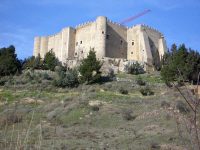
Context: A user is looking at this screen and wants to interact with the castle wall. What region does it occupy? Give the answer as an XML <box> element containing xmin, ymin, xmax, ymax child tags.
<box><xmin>141</xmin><ymin>25</ymin><xmax>166</xmax><ymax>66</ymax></box>
<box><xmin>106</xmin><ymin>21</ymin><xmax>127</xmax><ymax>58</ymax></box>
<box><xmin>33</xmin><ymin>16</ymin><xmax>167</xmax><ymax>69</ymax></box>
<box><xmin>127</xmin><ymin>25</ymin><xmax>166</xmax><ymax>65</ymax></box>
<box><xmin>74</xmin><ymin>16</ymin><xmax>107</xmax><ymax>60</ymax></box>
<box><xmin>47</xmin><ymin>28</ymin><xmax>75</xmax><ymax>63</ymax></box>
<box><xmin>60</xmin><ymin>28</ymin><xmax>68</xmax><ymax>63</ymax></box>
<box><xmin>33</xmin><ymin>37</ymin><xmax>41</xmax><ymax>57</ymax></box>
<box><xmin>139</xmin><ymin>29</ymin><xmax>153</xmax><ymax>64</ymax></box>
<box><xmin>127</xmin><ymin>25</ymin><xmax>141</xmax><ymax>61</ymax></box>
<box><xmin>40</xmin><ymin>37</ymin><xmax>48</xmax><ymax>58</ymax></box>
<box><xmin>74</xmin><ymin>22</ymin><xmax>96</xmax><ymax>59</ymax></box>
<box><xmin>95</xmin><ymin>16</ymin><xmax>107</xmax><ymax>59</ymax></box>
<box><xmin>158</xmin><ymin>36</ymin><xmax>167</xmax><ymax>59</ymax></box>
<box><xmin>67</xmin><ymin>28</ymin><xmax>76</xmax><ymax>59</ymax></box>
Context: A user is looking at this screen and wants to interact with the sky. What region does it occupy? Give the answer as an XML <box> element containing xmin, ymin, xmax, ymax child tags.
<box><xmin>0</xmin><ymin>0</ymin><xmax>200</xmax><ymax>59</ymax></box>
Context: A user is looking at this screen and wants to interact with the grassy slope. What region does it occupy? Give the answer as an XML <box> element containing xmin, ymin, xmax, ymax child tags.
<box><xmin>0</xmin><ymin>73</ymin><xmax>190</xmax><ymax>149</ymax></box>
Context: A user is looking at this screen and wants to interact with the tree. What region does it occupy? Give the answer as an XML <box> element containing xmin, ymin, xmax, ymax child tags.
<box><xmin>23</xmin><ymin>54</ymin><xmax>43</xmax><ymax>70</ymax></box>
<box><xmin>23</xmin><ymin>56</ymin><xmax>35</xmax><ymax>69</ymax></box>
<box><xmin>161</xmin><ymin>44</ymin><xmax>200</xmax><ymax>84</ymax></box>
<box><xmin>79</xmin><ymin>50</ymin><xmax>102</xmax><ymax>83</ymax></box>
<box><xmin>0</xmin><ymin>45</ymin><xmax>21</xmax><ymax>76</ymax></box>
<box><xmin>43</xmin><ymin>50</ymin><xmax>60</xmax><ymax>71</ymax></box>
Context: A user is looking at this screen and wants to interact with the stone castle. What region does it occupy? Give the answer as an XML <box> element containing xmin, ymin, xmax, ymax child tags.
<box><xmin>33</xmin><ymin>16</ymin><xmax>167</xmax><ymax>69</ymax></box>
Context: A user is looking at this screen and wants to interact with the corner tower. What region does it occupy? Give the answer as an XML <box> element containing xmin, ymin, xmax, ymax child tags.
<box><xmin>33</xmin><ymin>37</ymin><xmax>41</xmax><ymax>57</ymax></box>
<box><xmin>95</xmin><ymin>16</ymin><xmax>107</xmax><ymax>59</ymax></box>
<box><xmin>40</xmin><ymin>37</ymin><xmax>48</xmax><ymax>58</ymax></box>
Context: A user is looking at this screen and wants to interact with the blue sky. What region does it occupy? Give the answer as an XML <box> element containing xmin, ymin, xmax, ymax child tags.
<box><xmin>0</xmin><ymin>0</ymin><xmax>200</xmax><ymax>59</ymax></box>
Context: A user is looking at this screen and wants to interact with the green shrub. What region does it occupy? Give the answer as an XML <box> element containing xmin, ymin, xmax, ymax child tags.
<box><xmin>107</xmin><ymin>68</ymin><xmax>115</xmax><ymax>78</ymax></box>
<box><xmin>0</xmin><ymin>76</ymin><xmax>11</xmax><ymax>86</ymax></box>
<box><xmin>53</xmin><ymin>69</ymin><xmax>79</xmax><ymax>88</ymax></box>
<box><xmin>23</xmin><ymin>56</ymin><xmax>43</xmax><ymax>70</ymax></box>
<box><xmin>140</xmin><ymin>86</ymin><xmax>154</xmax><ymax>96</ymax></box>
<box><xmin>161</xmin><ymin>101</ymin><xmax>170</xmax><ymax>108</ymax></box>
<box><xmin>119</xmin><ymin>87</ymin><xmax>128</xmax><ymax>95</ymax></box>
<box><xmin>91</xmin><ymin>106</ymin><xmax>100</xmax><ymax>111</ymax></box>
<box><xmin>125</xmin><ymin>62</ymin><xmax>144</xmax><ymax>75</ymax></box>
<box><xmin>176</xmin><ymin>101</ymin><xmax>190</xmax><ymax>113</ymax></box>
<box><xmin>136</xmin><ymin>76</ymin><xmax>146</xmax><ymax>86</ymax></box>
<box><xmin>42</xmin><ymin>73</ymin><xmax>52</xmax><ymax>80</ymax></box>
<box><xmin>122</xmin><ymin>109</ymin><xmax>136</xmax><ymax>121</ymax></box>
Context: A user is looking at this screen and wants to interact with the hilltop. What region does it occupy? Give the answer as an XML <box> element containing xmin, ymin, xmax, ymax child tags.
<box><xmin>0</xmin><ymin>71</ymin><xmax>192</xmax><ymax>149</ymax></box>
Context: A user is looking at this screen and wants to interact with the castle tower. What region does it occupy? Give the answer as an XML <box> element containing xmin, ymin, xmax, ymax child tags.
<box><xmin>95</xmin><ymin>16</ymin><xmax>107</xmax><ymax>59</ymax></box>
<box><xmin>40</xmin><ymin>37</ymin><xmax>48</xmax><ymax>58</ymax></box>
<box><xmin>139</xmin><ymin>26</ymin><xmax>153</xmax><ymax>64</ymax></box>
<box><xmin>33</xmin><ymin>16</ymin><xmax>167</xmax><ymax>70</ymax></box>
<box><xmin>33</xmin><ymin>37</ymin><xmax>41</xmax><ymax>57</ymax></box>
<box><xmin>158</xmin><ymin>36</ymin><xmax>167</xmax><ymax>60</ymax></box>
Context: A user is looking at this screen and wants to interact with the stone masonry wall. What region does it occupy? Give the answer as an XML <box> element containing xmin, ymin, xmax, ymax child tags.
<box><xmin>33</xmin><ymin>16</ymin><xmax>167</xmax><ymax>68</ymax></box>
<box><xmin>106</xmin><ymin>20</ymin><xmax>127</xmax><ymax>59</ymax></box>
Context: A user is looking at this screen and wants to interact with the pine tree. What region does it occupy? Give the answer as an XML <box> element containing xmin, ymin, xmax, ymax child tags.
<box><xmin>0</xmin><ymin>45</ymin><xmax>21</xmax><ymax>76</ymax></box>
<box><xmin>161</xmin><ymin>44</ymin><xmax>200</xmax><ymax>84</ymax></box>
<box><xmin>79</xmin><ymin>50</ymin><xmax>102</xmax><ymax>83</ymax></box>
<box><xmin>43</xmin><ymin>50</ymin><xmax>60</xmax><ymax>71</ymax></box>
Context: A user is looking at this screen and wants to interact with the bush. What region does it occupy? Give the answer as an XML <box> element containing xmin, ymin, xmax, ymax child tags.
<box><xmin>91</xmin><ymin>106</ymin><xmax>100</xmax><ymax>111</ymax></box>
<box><xmin>42</xmin><ymin>73</ymin><xmax>52</xmax><ymax>80</ymax></box>
<box><xmin>107</xmin><ymin>68</ymin><xmax>115</xmax><ymax>78</ymax></box>
<box><xmin>122</xmin><ymin>109</ymin><xmax>136</xmax><ymax>121</ymax></box>
<box><xmin>0</xmin><ymin>112</ymin><xmax>22</xmax><ymax>126</ymax></box>
<box><xmin>79</xmin><ymin>50</ymin><xmax>102</xmax><ymax>84</ymax></box>
<box><xmin>119</xmin><ymin>87</ymin><xmax>128</xmax><ymax>95</ymax></box>
<box><xmin>23</xmin><ymin>56</ymin><xmax>42</xmax><ymax>70</ymax></box>
<box><xmin>53</xmin><ymin>69</ymin><xmax>79</xmax><ymax>88</ymax></box>
<box><xmin>176</xmin><ymin>101</ymin><xmax>190</xmax><ymax>113</ymax></box>
<box><xmin>140</xmin><ymin>87</ymin><xmax>154</xmax><ymax>96</ymax></box>
<box><xmin>0</xmin><ymin>76</ymin><xmax>11</xmax><ymax>86</ymax></box>
<box><xmin>136</xmin><ymin>76</ymin><xmax>146</xmax><ymax>86</ymax></box>
<box><xmin>125</xmin><ymin>62</ymin><xmax>144</xmax><ymax>75</ymax></box>
<box><xmin>161</xmin><ymin>101</ymin><xmax>170</xmax><ymax>108</ymax></box>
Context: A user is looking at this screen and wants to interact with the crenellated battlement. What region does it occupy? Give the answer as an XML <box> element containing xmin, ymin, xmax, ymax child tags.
<box><xmin>33</xmin><ymin>16</ymin><xmax>167</xmax><ymax>67</ymax></box>
<box><xmin>128</xmin><ymin>24</ymin><xmax>163</xmax><ymax>36</ymax></box>
<box><xmin>140</xmin><ymin>24</ymin><xmax>162</xmax><ymax>35</ymax></box>
<box><xmin>75</xmin><ymin>21</ymin><xmax>94</xmax><ymax>29</ymax></box>
<box><xmin>107</xmin><ymin>19</ymin><xmax>128</xmax><ymax>29</ymax></box>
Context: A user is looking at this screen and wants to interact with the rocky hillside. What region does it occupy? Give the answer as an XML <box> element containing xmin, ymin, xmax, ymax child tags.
<box><xmin>0</xmin><ymin>72</ymin><xmax>196</xmax><ymax>150</ymax></box>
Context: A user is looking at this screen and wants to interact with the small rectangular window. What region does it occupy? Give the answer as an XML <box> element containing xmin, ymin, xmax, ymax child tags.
<box><xmin>106</xmin><ymin>35</ymin><xmax>110</xmax><ymax>40</ymax></box>
<box><xmin>80</xmin><ymin>41</ymin><xmax>82</xmax><ymax>44</ymax></box>
<box><xmin>132</xmin><ymin>41</ymin><xmax>134</xmax><ymax>45</ymax></box>
<box><xmin>120</xmin><ymin>40</ymin><xmax>123</xmax><ymax>45</ymax></box>
<box><xmin>131</xmin><ymin>52</ymin><xmax>133</xmax><ymax>54</ymax></box>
